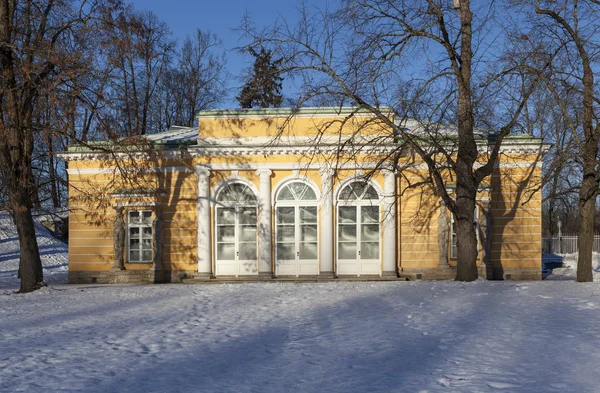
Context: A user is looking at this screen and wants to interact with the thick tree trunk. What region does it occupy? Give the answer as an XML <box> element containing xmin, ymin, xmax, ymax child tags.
<box><xmin>454</xmin><ymin>182</ymin><xmax>479</xmax><ymax>281</ymax></box>
<box><xmin>577</xmin><ymin>153</ymin><xmax>596</xmax><ymax>282</ymax></box>
<box><xmin>11</xmin><ymin>186</ymin><xmax>44</xmax><ymax>292</ymax></box>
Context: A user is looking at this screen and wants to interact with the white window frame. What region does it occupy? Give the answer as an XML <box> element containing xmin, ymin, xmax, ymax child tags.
<box><xmin>127</xmin><ymin>210</ymin><xmax>153</xmax><ymax>263</ymax></box>
<box><xmin>274</xmin><ymin>181</ymin><xmax>320</xmax><ymax>271</ymax></box>
<box><xmin>450</xmin><ymin>206</ymin><xmax>479</xmax><ymax>259</ymax></box>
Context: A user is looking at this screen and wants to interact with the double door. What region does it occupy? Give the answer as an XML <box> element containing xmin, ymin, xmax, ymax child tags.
<box><xmin>276</xmin><ymin>205</ymin><xmax>319</xmax><ymax>276</ymax></box>
<box><xmin>337</xmin><ymin>205</ymin><xmax>381</xmax><ymax>275</ymax></box>
<box><xmin>215</xmin><ymin>206</ymin><xmax>258</xmax><ymax>276</ymax></box>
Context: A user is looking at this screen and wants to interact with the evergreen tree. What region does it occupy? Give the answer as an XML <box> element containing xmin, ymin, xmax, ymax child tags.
<box><xmin>237</xmin><ymin>46</ymin><xmax>283</xmax><ymax>108</ymax></box>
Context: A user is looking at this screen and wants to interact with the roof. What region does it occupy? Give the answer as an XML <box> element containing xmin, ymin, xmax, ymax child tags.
<box><xmin>144</xmin><ymin>126</ymin><xmax>197</xmax><ymax>146</ymax></box>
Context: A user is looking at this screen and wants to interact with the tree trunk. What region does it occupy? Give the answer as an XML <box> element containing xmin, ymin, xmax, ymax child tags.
<box><xmin>577</xmin><ymin>151</ymin><xmax>596</xmax><ymax>282</ymax></box>
<box><xmin>11</xmin><ymin>186</ymin><xmax>44</xmax><ymax>292</ymax></box>
<box><xmin>454</xmin><ymin>183</ymin><xmax>479</xmax><ymax>281</ymax></box>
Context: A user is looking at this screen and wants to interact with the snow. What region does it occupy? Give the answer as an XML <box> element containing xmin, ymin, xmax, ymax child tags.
<box><xmin>1</xmin><ymin>280</ymin><xmax>600</xmax><ymax>392</ymax></box>
<box><xmin>0</xmin><ymin>211</ymin><xmax>68</xmax><ymax>287</ymax></box>
<box><xmin>544</xmin><ymin>252</ymin><xmax>600</xmax><ymax>281</ymax></box>
<box><xmin>2</xmin><ymin>214</ymin><xmax>600</xmax><ymax>392</ymax></box>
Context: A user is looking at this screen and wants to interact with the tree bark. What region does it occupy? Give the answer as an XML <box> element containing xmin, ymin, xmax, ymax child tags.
<box><xmin>11</xmin><ymin>186</ymin><xmax>44</xmax><ymax>292</ymax></box>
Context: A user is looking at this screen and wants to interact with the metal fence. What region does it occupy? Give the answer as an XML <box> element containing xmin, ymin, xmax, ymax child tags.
<box><xmin>542</xmin><ymin>234</ymin><xmax>600</xmax><ymax>255</ymax></box>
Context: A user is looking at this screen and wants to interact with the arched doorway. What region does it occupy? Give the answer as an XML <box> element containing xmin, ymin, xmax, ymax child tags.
<box><xmin>275</xmin><ymin>181</ymin><xmax>319</xmax><ymax>276</ymax></box>
<box><xmin>214</xmin><ymin>182</ymin><xmax>258</xmax><ymax>276</ymax></box>
<box><xmin>336</xmin><ymin>181</ymin><xmax>381</xmax><ymax>276</ymax></box>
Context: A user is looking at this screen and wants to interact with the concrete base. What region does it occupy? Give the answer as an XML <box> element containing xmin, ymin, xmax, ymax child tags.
<box><xmin>69</xmin><ymin>269</ymin><xmax>162</xmax><ymax>284</ymax></box>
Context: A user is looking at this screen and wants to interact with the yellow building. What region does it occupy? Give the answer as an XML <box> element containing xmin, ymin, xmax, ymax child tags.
<box><xmin>61</xmin><ymin>107</ymin><xmax>547</xmax><ymax>283</ymax></box>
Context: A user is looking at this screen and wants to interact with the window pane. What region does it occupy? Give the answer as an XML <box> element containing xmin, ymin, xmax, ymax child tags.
<box><xmin>217</xmin><ymin>243</ymin><xmax>235</xmax><ymax>260</ymax></box>
<box><xmin>141</xmin><ymin>211</ymin><xmax>152</xmax><ymax>225</ymax></box>
<box><xmin>362</xmin><ymin>185</ymin><xmax>379</xmax><ymax>200</ymax></box>
<box><xmin>301</xmin><ymin>225</ymin><xmax>317</xmax><ymax>242</ymax></box>
<box><xmin>277</xmin><ymin>225</ymin><xmax>295</xmax><ymax>242</ymax></box>
<box><xmin>338</xmin><ymin>225</ymin><xmax>357</xmax><ymax>241</ymax></box>
<box><xmin>351</xmin><ymin>182</ymin><xmax>366</xmax><ymax>199</ymax></box>
<box><xmin>240</xmin><ymin>225</ymin><xmax>257</xmax><ymax>242</ymax></box>
<box><xmin>339</xmin><ymin>206</ymin><xmax>357</xmax><ymax>223</ymax></box>
<box><xmin>301</xmin><ymin>186</ymin><xmax>317</xmax><ymax>200</ymax></box>
<box><xmin>142</xmin><ymin>250</ymin><xmax>152</xmax><ymax>262</ymax></box>
<box><xmin>142</xmin><ymin>227</ymin><xmax>152</xmax><ymax>239</ymax></box>
<box><xmin>338</xmin><ymin>242</ymin><xmax>357</xmax><ymax>259</ymax></box>
<box><xmin>361</xmin><ymin>206</ymin><xmax>379</xmax><ymax>223</ymax></box>
<box><xmin>141</xmin><ymin>239</ymin><xmax>152</xmax><ymax>250</ymax></box>
<box><xmin>217</xmin><ymin>226</ymin><xmax>235</xmax><ymax>242</ymax></box>
<box><xmin>339</xmin><ymin>185</ymin><xmax>355</xmax><ymax>200</ymax></box>
<box><xmin>277</xmin><ymin>243</ymin><xmax>295</xmax><ymax>260</ymax></box>
<box><xmin>129</xmin><ymin>212</ymin><xmax>140</xmax><ymax>225</ymax></box>
<box><xmin>300</xmin><ymin>206</ymin><xmax>317</xmax><ymax>223</ymax></box>
<box><xmin>277</xmin><ymin>207</ymin><xmax>295</xmax><ymax>224</ymax></box>
<box><xmin>129</xmin><ymin>227</ymin><xmax>140</xmax><ymax>238</ymax></box>
<box><xmin>240</xmin><ymin>207</ymin><xmax>257</xmax><ymax>224</ymax></box>
<box><xmin>239</xmin><ymin>244</ymin><xmax>257</xmax><ymax>260</ymax></box>
<box><xmin>290</xmin><ymin>182</ymin><xmax>307</xmax><ymax>198</ymax></box>
<box><xmin>300</xmin><ymin>242</ymin><xmax>318</xmax><ymax>260</ymax></box>
<box><xmin>129</xmin><ymin>250</ymin><xmax>140</xmax><ymax>262</ymax></box>
<box><xmin>129</xmin><ymin>238</ymin><xmax>140</xmax><ymax>248</ymax></box>
<box><xmin>361</xmin><ymin>242</ymin><xmax>379</xmax><ymax>259</ymax></box>
<box><xmin>277</xmin><ymin>186</ymin><xmax>295</xmax><ymax>201</ymax></box>
<box><xmin>217</xmin><ymin>208</ymin><xmax>235</xmax><ymax>225</ymax></box>
<box><xmin>361</xmin><ymin>224</ymin><xmax>379</xmax><ymax>241</ymax></box>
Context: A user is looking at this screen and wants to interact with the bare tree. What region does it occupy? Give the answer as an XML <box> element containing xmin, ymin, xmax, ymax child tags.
<box><xmin>530</xmin><ymin>0</ymin><xmax>600</xmax><ymax>281</ymax></box>
<box><xmin>0</xmin><ymin>0</ymin><xmax>119</xmax><ymax>292</ymax></box>
<box><xmin>241</xmin><ymin>0</ymin><xmax>549</xmax><ymax>281</ymax></box>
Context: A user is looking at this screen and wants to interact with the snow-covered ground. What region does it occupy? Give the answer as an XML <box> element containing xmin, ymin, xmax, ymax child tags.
<box><xmin>1</xmin><ymin>280</ymin><xmax>600</xmax><ymax>392</ymax></box>
<box><xmin>2</xmin><ymin>214</ymin><xmax>600</xmax><ymax>392</ymax></box>
<box><xmin>544</xmin><ymin>252</ymin><xmax>600</xmax><ymax>281</ymax></box>
<box><xmin>0</xmin><ymin>211</ymin><xmax>68</xmax><ymax>287</ymax></box>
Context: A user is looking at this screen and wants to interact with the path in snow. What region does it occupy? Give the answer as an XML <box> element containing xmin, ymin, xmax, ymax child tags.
<box><xmin>0</xmin><ymin>211</ymin><xmax>67</xmax><ymax>287</ymax></box>
<box><xmin>1</xmin><ymin>280</ymin><xmax>599</xmax><ymax>393</ymax></box>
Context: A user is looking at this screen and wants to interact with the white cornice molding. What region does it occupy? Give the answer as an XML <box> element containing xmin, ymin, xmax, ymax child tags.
<box><xmin>68</xmin><ymin>160</ymin><xmax>542</xmax><ymax>176</ymax></box>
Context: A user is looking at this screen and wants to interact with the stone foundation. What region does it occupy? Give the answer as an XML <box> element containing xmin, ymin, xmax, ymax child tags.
<box><xmin>399</xmin><ymin>265</ymin><xmax>541</xmax><ymax>281</ymax></box>
<box><xmin>68</xmin><ymin>269</ymin><xmax>195</xmax><ymax>284</ymax></box>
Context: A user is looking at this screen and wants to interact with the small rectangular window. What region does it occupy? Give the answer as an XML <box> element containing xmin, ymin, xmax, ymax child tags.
<box><xmin>450</xmin><ymin>206</ymin><xmax>479</xmax><ymax>260</ymax></box>
<box><xmin>128</xmin><ymin>210</ymin><xmax>153</xmax><ymax>263</ymax></box>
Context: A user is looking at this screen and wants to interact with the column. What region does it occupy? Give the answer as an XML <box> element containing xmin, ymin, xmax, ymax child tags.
<box><xmin>319</xmin><ymin>167</ymin><xmax>334</xmax><ymax>275</ymax></box>
<box><xmin>383</xmin><ymin>169</ymin><xmax>397</xmax><ymax>274</ymax></box>
<box><xmin>437</xmin><ymin>199</ymin><xmax>450</xmax><ymax>268</ymax></box>
<box><xmin>196</xmin><ymin>167</ymin><xmax>211</xmax><ymax>276</ymax></box>
<box><xmin>256</xmin><ymin>169</ymin><xmax>273</xmax><ymax>275</ymax></box>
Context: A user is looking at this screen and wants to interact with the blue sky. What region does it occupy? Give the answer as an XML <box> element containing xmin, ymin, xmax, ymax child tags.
<box><xmin>130</xmin><ymin>0</ymin><xmax>320</xmax><ymax>108</ymax></box>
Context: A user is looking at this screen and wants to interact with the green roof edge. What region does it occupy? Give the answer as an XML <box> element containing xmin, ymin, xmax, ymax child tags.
<box><xmin>197</xmin><ymin>106</ymin><xmax>395</xmax><ymax>117</ymax></box>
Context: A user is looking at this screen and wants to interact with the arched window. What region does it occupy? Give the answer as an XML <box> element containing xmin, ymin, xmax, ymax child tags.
<box><xmin>276</xmin><ymin>181</ymin><xmax>317</xmax><ymax>201</ymax></box>
<box><xmin>275</xmin><ymin>181</ymin><xmax>319</xmax><ymax>276</ymax></box>
<box><xmin>216</xmin><ymin>183</ymin><xmax>257</xmax><ymax>205</ymax></box>
<box><xmin>336</xmin><ymin>180</ymin><xmax>381</xmax><ymax>275</ymax></box>
<box><xmin>214</xmin><ymin>182</ymin><xmax>258</xmax><ymax>276</ymax></box>
<box><xmin>338</xmin><ymin>181</ymin><xmax>379</xmax><ymax>201</ymax></box>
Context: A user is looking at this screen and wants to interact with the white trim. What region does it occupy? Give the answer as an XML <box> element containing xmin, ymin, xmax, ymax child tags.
<box><xmin>66</xmin><ymin>166</ymin><xmax>193</xmax><ymax>175</ymax></box>
<box><xmin>114</xmin><ymin>201</ymin><xmax>159</xmax><ymax>207</ymax></box>
<box><xmin>197</xmin><ymin>111</ymin><xmax>379</xmax><ymax>120</ymax></box>
<box><xmin>65</xmin><ymin>159</ymin><xmax>543</xmax><ymax>176</ymax></box>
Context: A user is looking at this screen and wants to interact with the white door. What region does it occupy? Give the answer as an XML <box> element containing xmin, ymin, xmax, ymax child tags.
<box><xmin>337</xmin><ymin>205</ymin><xmax>381</xmax><ymax>276</ymax></box>
<box><xmin>276</xmin><ymin>205</ymin><xmax>319</xmax><ymax>276</ymax></box>
<box><xmin>215</xmin><ymin>206</ymin><xmax>258</xmax><ymax>276</ymax></box>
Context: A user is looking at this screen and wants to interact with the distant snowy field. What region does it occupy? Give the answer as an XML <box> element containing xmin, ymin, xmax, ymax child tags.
<box><xmin>2</xmin><ymin>214</ymin><xmax>600</xmax><ymax>392</ymax></box>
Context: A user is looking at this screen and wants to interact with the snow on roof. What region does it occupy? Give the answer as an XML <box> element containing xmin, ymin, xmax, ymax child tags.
<box><xmin>144</xmin><ymin>125</ymin><xmax>197</xmax><ymax>145</ymax></box>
